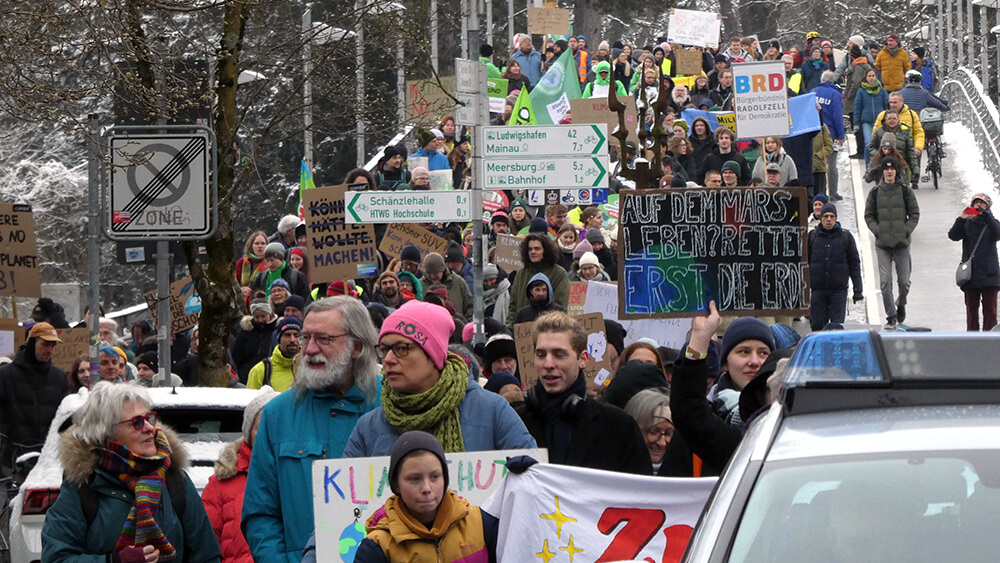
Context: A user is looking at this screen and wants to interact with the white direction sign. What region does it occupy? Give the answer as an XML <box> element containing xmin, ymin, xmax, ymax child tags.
<box><xmin>455</xmin><ymin>59</ymin><xmax>481</xmax><ymax>94</ymax></box>
<box><xmin>483</xmin><ymin>156</ymin><xmax>609</xmax><ymax>190</ymax></box>
<box><xmin>345</xmin><ymin>190</ymin><xmax>472</xmax><ymax>224</ymax></box>
<box><xmin>482</xmin><ymin>124</ymin><xmax>607</xmax><ymax>156</ymax></box>
<box><xmin>107</xmin><ymin>129</ymin><xmax>215</xmax><ymax>239</ymax></box>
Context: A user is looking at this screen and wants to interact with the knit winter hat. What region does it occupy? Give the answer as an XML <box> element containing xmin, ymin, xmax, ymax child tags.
<box><xmin>604</xmin><ymin>360</ymin><xmax>668</xmax><ymax>409</ymax></box>
<box><xmin>490</xmin><ymin>210</ymin><xmax>509</xmax><ymax>225</ymax></box>
<box><xmin>289</xmin><ymin>247</ymin><xmax>306</xmax><ymax>262</ymax></box>
<box><xmin>770</xmin><ymin>322</ymin><xmax>802</xmax><ymax>351</ymax></box>
<box><xmin>444</xmin><ymin>241</ymin><xmax>465</xmax><ymax>264</ymax></box>
<box><xmin>510</xmin><ymin>198</ymin><xmax>529</xmax><ymax>212</ymax></box>
<box><xmin>579</xmin><ymin>251</ymin><xmax>600</xmax><ymax>267</ymax></box>
<box><xmin>484</xmin><ymin>371</ymin><xmax>520</xmax><ymax>393</ymax></box>
<box><xmin>887</xmin><ymin>33</ymin><xmax>900</xmax><ymax>42</ymax></box>
<box><xmin>721</xmin><ymin>161</ymin><xmax>741</xmax><ymax>175</ymax></box>
<box><xmin>269</xmin><ymin>278</ymin><xmax>290</xmax><ymax>292</ymax></box>
<box><xmin>249</xmin><ymin>299</ymin><xmax>272</xmax><ymax>315</ymax></box>
<box><xmin>263</xmin><ymin>242</ymin><xmax>286</xmax><ymax>260</ymax></box>
<box><xmin>378</xmin><ymin>270</ymin><xmax>401</xmax><ymax>287</ymax></box>
<box><xmin>585</xmin><ymin>228</ymin><xmax>605</xmax><ymax>245</ymax></box>
<box><xmin>769</xmin><ymin>40</ymin><xmax>781</xmax><ymax>50</ymax></box>
<box><xmin>820</xmin><ymin>203</ymin><xmax>838</xmax><ymax>218</ymax></box>
<box><xmin>400</xmin><ymin>244</ymin><xmax>422</xmax><ymax>263</ymax></box>
<box><xmin>721</xmin><ymin>317</ymin><xmax>775</xmax><ymax>362</ymax></box>
<box><xmin>881</xmin><ymin>156</ymin><xmax>900</xmax><ymax>171</ymax></box>
<box><xmin>812</xmin><ymin>194</ymin><xmax>829</xmax><ymax>205</ymax></box>
<box><xmin>672</xmin><ymin>119</ymin><xmax>689</xmax><ymax>133</ymax></box>
<box><xmin>276</xmin><ymin>316</ymin><xmax>302</xmax><ymax>337</ymax></box>
<box><xmin>284</xmin><ymin>295</ymin><xmax>306</xmax><ymax>312</ymax></box>
<box><xmin>598</xmin><ymin>40</ymin><xmax>610</xmax><ymax>52</ymax></box>
<box><xmin>913</xmin><ymin>46</ymin><xmax>926</xmax><ymax>59</ymax></box>
<box><xmin>418</xmin><ymin>129</ymin><xmax>436</xmax><ymax>148</ymax></box>
<box><xmin>820</xmin><ymin>40</ymin><xmax>833</xmax><ymax>48</ymax></box>
<box><xmin>326</xmin><ymin>280</ymin><xmax>359</xmax><ymax>298</ymax></box>
<box><xmin>484</xmin><ymin>334</ymin><xmax>518</xmax><ymax>371</ymax></box>
<box><xmin>380</xmin><ymin>301</ymin><xmax>454</xmax><ymax>369</ymax></box>
<box><xmin>972</xmin><ymin>193</ymin><xmax>993</xmax><ymax>209</ymax></box>
<box><xmin>881</xmin><ymin>132</ymin><xmax>897</xmax><ymax>148</ymax></box>
<box><xmin>573</xmin><ymin>239</ymin><xmax>593</xmax><ymax>260</ymax></box>
<box><xmin>388</xmin><ymin>431</ymin><xmax>449</xmax><ymax>495</ymax></box>
<box><xmin>136</xmin><ymin>351</ymin><xmax>158</xmax><ymax>374</ymax></box>
<box><xmin>242</xmin><ymin>385</ymin><xmax>279</xmax><ymax>443</ymax></box>
<box><xmin>423</xmin><ymin>252</ymin><xmax>446</xmax><ymax>274</ymax></box>
<box><xmin>849</xmin><ymin>35</ymin><xmax>865</xmax><ymax>48</ymax></box>
<box><xmin>484</xmin><ymin>263</ymin><xmax>499</xmax><ymax>279</ymax></box>
<box><xmin>529</xmin><ymin>217</ymin><xmax>549</xmax><ymax>233</ymax></box>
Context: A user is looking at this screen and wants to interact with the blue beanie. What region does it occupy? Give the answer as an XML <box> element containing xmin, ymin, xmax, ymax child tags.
<box><xmin>529</xmin><ymin>217</ymin><xmax>549</xmax><ymax>233</ymax></box>
<box><xmin>820</xmin><ymin>203</ymin><xmax>837</xmax><ymax>218</ymax></box>
<box><xmin>400</xmin><ymin>244</ymin><xmax>422</xmax><ymax>263</ymax></box>
<box><xmin>770</xmin><ymin>323</ymin><xmax>801</xmax><ymax>351</ymax></box>
<box><xmin>721</xmin><ymin>317</ymin><xmax>774</xmax><ymax>362</ymax></box>
<box><xmin>812</xmin><ymin>193</ymin><xmax>829</xmax><ymax>205</ymax></box>
<box><xmin>484</xmin><ymin>371</ymin><xmax>520</xmax><ymax>394</ymax></box>
<box><xmin>269</xmin><ymin>278</ymin><xmax>290</xmax><ymax>292</ymax></box>
<box><xmin>276</xmin><ymin>316</ymin><xmax>302</xmax><ymax>336</ymax></box>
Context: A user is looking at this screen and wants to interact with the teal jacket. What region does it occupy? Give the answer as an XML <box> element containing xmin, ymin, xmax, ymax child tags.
<box><xmin>242</xmin><ymin>384</ymin><xmax>381</xmax><ymax>562</ymax></box>
<box><xmin>41</xmin><ymin>427</ymin><xmax>221</xmax><ymax>562</ymax></box>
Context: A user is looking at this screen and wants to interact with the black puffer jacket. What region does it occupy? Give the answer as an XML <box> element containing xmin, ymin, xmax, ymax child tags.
<box><xmin>0</xmin><ymin>341</ymin><xmax>68</xmax><ymax>467</ymax></box>
<box><xmin>809</xmin><ymin>223</ymin><xmax>863</xmax><ymax>291</ymax></box>
<box><xmin>230</xmin><ymin>315</ymin><xmax>278</xmax><ymax>384</ymax></box>
<box><xmin>948</xmin><ymin>211</ymin><xmax>1000</xmax><ymax>289</ymax></box>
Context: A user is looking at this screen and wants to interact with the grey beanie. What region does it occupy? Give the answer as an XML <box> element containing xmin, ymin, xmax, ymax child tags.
<box><xmin>880</xmin><ymin>132</ymin><xmax>896</xmax><ymax>148</ymax></box>
<box><xmin>423</xmin><ymin>252</ymin><xmax>446</xmax><ymax>274</ymax></box>
<box><xmin>484</xmin><ymin>263</ymin><xmax>499</xmax><ymax>279</ymax></box>
<box><xmin>263</xmin><ymin>242</ymin><xmax>286</xmax><ymax>260</ymax></box>
<box><xmin>585</xmin><ymin>228</ymin><xmax>605</xmax><ymax>245</ymax></box>
<box><xmin>243</xmin><ymin>385</ymin><xmax>279</xmax><ymax>443</ymax></box>
<box><xmin>388</xmin><ymin>430</ymin><xmax>449</xmax><ymax>495</ymax></box>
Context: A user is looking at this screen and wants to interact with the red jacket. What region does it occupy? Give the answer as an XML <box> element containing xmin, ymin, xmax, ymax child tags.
<box><xmin>201</xmin><ymin>439</ymin><xmax>253</xmax><ymax>563</ymax></box>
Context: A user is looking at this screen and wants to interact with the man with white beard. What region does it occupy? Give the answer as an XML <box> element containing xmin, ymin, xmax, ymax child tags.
<box><xmin>242</xmin><ymin>297</ymin><xmax>381</xmax><ymax>562</ymax></box>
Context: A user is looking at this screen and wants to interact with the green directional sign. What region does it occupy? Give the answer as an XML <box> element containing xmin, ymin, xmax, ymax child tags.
<box><xmin>346</xmin><ymin>190</ymin><xmax>472</xmax><ymax>224</ymax></box>
<box><xmin>483</xmin><ymin>155</ymin><xmax>609</xmax><ymax>190</ymax></box>
<box><xmin>482</xmin><ymin>124</ymin><xmax>607</xmax><ymax>157</ymax></box>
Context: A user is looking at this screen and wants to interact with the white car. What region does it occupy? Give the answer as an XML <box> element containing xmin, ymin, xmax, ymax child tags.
<box><xmin>7</xmin><ymin>386</ymin><xmax>259</xmax><ymax>562</ymax></box>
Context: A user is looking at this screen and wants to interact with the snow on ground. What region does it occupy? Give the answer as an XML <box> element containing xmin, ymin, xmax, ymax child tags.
<box><xmin>944</xmin><ymin>121</ymin><xmax>999</xmax><ymax>204</ymax></box>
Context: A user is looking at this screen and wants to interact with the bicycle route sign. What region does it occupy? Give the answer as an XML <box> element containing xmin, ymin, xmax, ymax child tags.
<box><xmin>105</xmin><ymin>127</ymin><xmax>217</xmax><ymax>240</ymax></box>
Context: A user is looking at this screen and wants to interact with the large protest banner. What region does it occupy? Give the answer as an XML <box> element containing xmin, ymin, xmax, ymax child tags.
<box><xmin>515</xmin><ymin>313</ymin><xmax>614</xmax><ymax>391</ymax></box>
<box><xmin>732</xmin><ymin>61</ymin><xmax>789</xmax><ymax>138</ymax></box>
<box><xmin>666</xmin><ymin>9</ymin><xmax>723</xmax><ymax>49</ymax></box>
<box><xmin>312</xmin><ymin>449</ymin><xmax>548</xmax><ymax>561</ymax></box>
<box><xmin>582</xmin><ymin>280</ymin><xmax>691</xmax><ymax>349</ymax></box>
<box><xmin>303</xmin><ymin>185</ymin><xmax>379</xmax><ymax>282</ymax></box>
<box><xmin>482</xmin><ymin>463</ymin><xmax>717</xmax><ymax>563</ymax></box>
<box><xmin>0</xmin><ymin>203</ymin><xmax>41</xmax><ymax>297</ymax></box>
<box><xmin>379</xmin><ymin>223</ymin><xmax>448</xmax><ymax>260</ymax></box>
<box><xmin>144</xmin><ymin>276</ymin><xmax>200</xmax><ymax>334</ymax></box>
<box><xmin>617</xmin><ymin>187</ymin><xmax>810</xmax><ymax>318</ymax></box>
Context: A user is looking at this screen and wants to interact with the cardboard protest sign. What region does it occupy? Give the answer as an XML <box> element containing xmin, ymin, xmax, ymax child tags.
<box><xmin>303</xmin><ymin>184</ymin><xmax>379</xmax><ymax>283</ymax></box>
<box><xmin>0</xmin><ymin>203</ymin><xmax>41</xmax><ymax>297</ymax></box>
<box><xmin>312</xmin><ymin>449</ymin><xmax>549</xmax><ymax>561</ymax></box>
<box><xmin>567</xmin><ymin>281</ymin><xmax>587</xmax><ymax>315</ymax></box>
<box><xmin>515</xmin><ymin>313</ymin><xmax>613</xmax><ymax>391</ymax></box>
<box><xmin>487</xmin><ymin>78</ymin><xmax>509</xmax><ymax>113</ymax></box>
<box><xmin>582</xmin><ymin>280</ymin><xmax>691</xmax><ymax>350</ymax></box>
<box><xmin>493</xmin><ymin>234</ymin><xmax>523</xmax><ymax>272</ymax></box>
<box><xmin>379</xmin><ymin>223</ymin><xmax>448</xmax><ymax>260</ymax></box>
<box><xmin>405</xmin><ymin>75</ymin><xmax>457</xmax><ymax>124</ymax></box>
<box><xmin>145</xmin><ymin>276</ymin><xmax>201</xmax><ymax>334</ymax></box>
<box><xmin>0</xmin><ymin>318</ymin><xmax>24</xmax><ymax>357</ymax></box>
<box><xmin>675</xmin><ymin>50</ymin><xmax>703</xmax><ymax>76</ymax></box>
<box><xmin>732</xmin><ymin>61</ymin><xmax>789</xmax><ymax>138</ymax></box>
<box><xmin>570</xmin><ymin>96</ymin><xmax>638</xmax><ymax>147</ymax></box>
<box><xmin>667</xmin><ymin>8</ymin><xmax>723</xmax><ymax>49</ymax></box>
<box><xmin>617</xmin><ymin>187</ymin><xmax>810</xmax><ymax>318</ymax></box>
<box><xmin>481</xmin><ymin>463</ymin><xmax>717</xmax><ymax>562</ymax></box>
<box><xmin>527</xmin><ymin>7</ymin><xmax>570</xmax><ymax>35</ymax></box>
<box><xmin>52</xmin><ymin>328</ymin><xmax>91</xmax><ymax>374</ymax></box>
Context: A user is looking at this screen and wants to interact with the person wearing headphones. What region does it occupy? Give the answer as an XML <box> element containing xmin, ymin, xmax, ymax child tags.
<box><xmin>516</xmin><ymin>312</ymin><xmax>651</xmax><ymax>475</ymax></box>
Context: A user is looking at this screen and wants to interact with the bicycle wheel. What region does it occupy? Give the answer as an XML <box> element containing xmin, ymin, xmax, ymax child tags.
<box><xmin>931</xmin><ymin>144</ymin><xmax>939</xmax><ymax>189</ymax></box>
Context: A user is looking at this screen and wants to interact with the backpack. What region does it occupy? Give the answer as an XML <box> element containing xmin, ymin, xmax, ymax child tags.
<box><xmin>78</xmin><ymin>469</ymin><xmax>187</xmax><ymax>527</ymax></box>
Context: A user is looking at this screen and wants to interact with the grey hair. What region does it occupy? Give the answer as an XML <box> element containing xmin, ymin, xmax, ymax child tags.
<box><xmin>304</xmin><ymin>296</ymin><xmax>379</xmax><ymax>402</ymax></box>
<box><xmin>277</xmin><ymin>214</ymin><xmax>301</xmax><ymax>234</ymax></box>
<box><xmin>624</xmin><ymin>387</ymin><xmax>672</xmax><ymax>431</ymax></box>
<box><xmin>72</xmin><ymin>381</ymin><xmax>153</xmax><ymax>446</ymax></box>
<box><xmin>821</xmin><ymin>70</ymin><xmax>835</xmax><ymax>83</ymax></box>
<box><xmin>889</xmin><ymin>91</ymin><xmax>904</xmax><ymax>100</ymax></box>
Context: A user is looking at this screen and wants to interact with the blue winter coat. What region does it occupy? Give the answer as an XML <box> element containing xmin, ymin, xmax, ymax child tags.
<box><xmin>410</xmin><ymin>147</ymin><xmax>450</xmax><ymax>171</ymax></box>
<box><xmin>854</xmin><ymin>85</ymin><xmax>890</xmax><ymax>125</ymax></box>
<box><xmin>809</xmin><ymin>223</ymin><xmax>863</xmax><ymax>292</ymax></box>
<box><xmin>800</xmin><ymin>59</ymin><xmax>829</xmax><ymax>92</ymax></box>
<box><xmin>242</xmin><ymin>384</ymin><xmax>381</xmax><ymax>562</ymax></box>
<box><xmin>898</xmin><ymin>83</ymin><xmax>948</xmax><ymax>113</ymax></box>
<box><xmin>343</xmin><ymin>373</ymin><xmax>537</xmax><ymax>457</ymax></box>
<box><xmin>920</xmin><ymin>59</ymin><xmax>936</xmax><ymax>91</ymax></box>
<box><xmin>812</xmin><ymin>82</ymin><xmax>846</xmax><ymax>139</ymax></box>
<box><xmin>512</xmin><ymin>49</ymin><xmax>543</xmax><ymax>87</ymax></box>
<box><xmin>41</xmin><ymin>427</ymin><xmax>221</xmax><ymax>562</ymax></box>
<box><xmin>948</xmin><ymin>212</ymin><xmax>1000</xmax><ymax>289</ymax></box>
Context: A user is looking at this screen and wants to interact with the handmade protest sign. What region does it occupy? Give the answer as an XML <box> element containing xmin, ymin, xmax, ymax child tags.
<box><xmin>312</xmin><ymin>449</ymin><xmax>548</xmax><ymax>561</ymax></box>
<box><xmin>482</xmin><ymin>463</ymin><xmax>716</xmax><ymax>563</ymax></box>
<box><xmin>145</xmin><ymin>276</ymin><xmax>201</xmax><ymax>334</ymax></box>
<box><xmin>0</xmin><ymin>203</ymin><xmax>41</xmax><ymax>297</ymax></box>
<box><xmin>732</xmin><ymin>61</ymin><xmax>789</xmax><ymax>138</ymax></box>
<box><xmin>570</xmin><ymin>96</ymin><xmax>639</xmax><ymax>147</ymax></box>
<box><xmin>303</xmin><ymin>184</ymin><xmax>378</xmax><ymax>282</ymax></box>
<box><xmin>379</xmin><ymin>223</ymin><xmax>448</xmax><ymax>260</ymax></box>
<box><xmin>582</xmin><ymin>280</ymin><xmax>691</xmax><ymax>349</ymax></box>
<box><xmin>493</xmin><ymin>234</ymin><xmax>523</xmax><ymax>272</ymax></box>
<box><xmin>617</xmin><ymin>187</ymin><xmax>810</xmax><ymax>318</ymax></box>
<box><xmin>0</xmin><ymin>318</ymin><xmax>24</xmax><ymax>356</ymax></box>
<box><xmin>667</xmin><ymin>9</ymin><xmax>722</xmax><ymax>49</ymax></box>
<box><xmin>527</xmin><ymin>7</ymin><xmax>570</xmax><ymax>34</ymax></box>
<box><xmin>675</xmin><ymin>50</ymin><xmax>703</xmax><ymax>76</ymax></box>
<box><xmin>515</xmin><ymin>313</ymin><xmax>613</xmax><ymax>390</ymax></box>
<box><xmin>52</xmin><ymin>328</ymin><xmax>90</xmax><ymax>374</ymax></box>
<box><xmin>567</xmin><ymin>282</ymin><xmax>587</xmax><ymax>315</ymax></box>
<box><xmin>428</xmin><ymin>169</ymin><xmax>454</xmax><ymax>190</ymax></box>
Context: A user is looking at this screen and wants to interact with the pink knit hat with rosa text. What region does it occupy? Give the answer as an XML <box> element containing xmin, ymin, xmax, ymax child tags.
<box><xmin>378</xmin><ymin>300</ymin><xmax>454</xmax><ymax>369</ymax></box>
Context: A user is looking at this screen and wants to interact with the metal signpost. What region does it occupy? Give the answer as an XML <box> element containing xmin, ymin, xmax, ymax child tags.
<box><xmin>103</xmin><ymin>125</ymin><xmax>217</xmax><ymax>387</ymax></box>
<box><xmin>345</xmin><ymin>190</ymin><xmax>472</xmax><ymax>224</ymax></box>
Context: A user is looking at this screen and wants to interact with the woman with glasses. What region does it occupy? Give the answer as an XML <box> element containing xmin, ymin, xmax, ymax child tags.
<box><xmin>623</xmin><ymin>388</ymin><xmax>698</xmax><ymax>477</ymax></box>
<box><xmin>41</xmin><ymin>382</ymin><xmax>221</xmax><ymax>562</ymax></box>
<box><xmin>343</xmin><ymin>301</ymin><xmax>535</xmax><ymax>456</ymax></box>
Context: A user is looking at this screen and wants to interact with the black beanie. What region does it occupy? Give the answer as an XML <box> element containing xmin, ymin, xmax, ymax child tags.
<box><xmin>400</xmin><ymin>244</ymin><xmax>422</xmax><ymax>263</ymax></box>
<box><xmin>484</xmin><ymin>335</ymin><xmax>518</xmax><ymax>370</ymax></box>
<box><xmin>480</xmin><ymin>44</ymin><xmax>494</xmax><ymax>58</ymax></box>
<box><xmin>389</xmin><ymin>431</ymin><xmax>449</xmax><ymax>495</ymax></box>
<box><xmin>604</xmin><ymin>360</ymin><xmax>667</xmax><ymax>409</ymax></box>
<box><xmin>444</xmin><ymin>241</ymin><xmax>465</xmax><ymax>264</ymax></box>
<box><xmin>136</xmin><ymin>351</ymin><xmax>158</xmax><ymax>373</ymax></box>
<box><xmin>484</xmin><ymin>371</ymin><xmax>520</xmax><ymax>393</ymax></box>
<box><xmin>603</xmin><ymin>319</ymin><xmax>627</xmax><ymax>355</ymax></box>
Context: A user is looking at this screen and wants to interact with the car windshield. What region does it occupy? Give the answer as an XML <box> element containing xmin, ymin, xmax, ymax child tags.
<box><xmin>727</xmin><ymin>451</ymin><xmax>1000</xmax><ymax>562</ymax></box>
<box><xmin>157</xmin><ymin>407</ymin><xmax>243</xmax><ymax>444</ymax></box>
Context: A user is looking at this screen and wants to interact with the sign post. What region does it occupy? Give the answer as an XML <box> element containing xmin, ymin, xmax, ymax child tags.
<box><xmin>482</xmin><ymin>123</ymin><xmax>610</xmax><ymax>193</ymax></box>
<box><xmin>104</xmin><ymin>125</ymin><xmax>217</xmax><ymax>386</ymax></box>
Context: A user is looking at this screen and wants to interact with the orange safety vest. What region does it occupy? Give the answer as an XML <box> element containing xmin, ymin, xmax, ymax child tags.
<box><xmin>577</xmin><ymin>50</ymin><xmax>589</xmax><ymax>82</ymax></box>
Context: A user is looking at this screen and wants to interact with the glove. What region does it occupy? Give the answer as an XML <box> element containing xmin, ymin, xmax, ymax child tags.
<box><xmin>112</xmin><ymin>547</ymin><xmax>146</xmax><ymax>563</ymax></box>
<box><xmin>505</xmin><ymin>455</ymin><xmax>538</xmax><ymax>474</ymax></box>
<box><xmin>853</xmin><ymin>293</ymin><xmax>864</xmax><ymax>303</ymax></box>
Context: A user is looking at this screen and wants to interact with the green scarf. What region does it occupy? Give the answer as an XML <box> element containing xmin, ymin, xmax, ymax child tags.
<box><xmin>381</xmin><ymin>352</ymin><xmax>468</xmax><ymax>452</ymax></box>
<box><xmin>265</xmin><ymin>263</ymin><xmax>285</xmax><ymax>297</ymax></box>
<box><xmin>861</xmin><ymin>80</ymin><xmax>882</xmax><ymax>95</ymax></box>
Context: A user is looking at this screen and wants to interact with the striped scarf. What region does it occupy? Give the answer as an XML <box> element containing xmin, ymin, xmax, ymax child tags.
<box><xmin>97</xmin><ymin>430</ymin><xmax>177</xmax><ymax>560</ymax></box>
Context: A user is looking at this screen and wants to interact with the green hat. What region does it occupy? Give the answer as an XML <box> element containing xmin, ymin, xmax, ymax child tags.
<box><xmin>721</xmin><ymin>161</ymin><xmax>741</xmax><ymax>175</ymax></box>
<box><xmin>672</xmin><ymin>119</ymin><xmax>689</xmax><ymax>133</ymax></box>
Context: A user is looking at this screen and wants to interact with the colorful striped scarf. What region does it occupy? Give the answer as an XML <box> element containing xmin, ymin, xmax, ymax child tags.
<box><xmin>98</xmin><ymin>430</ymin><xmax>177</xmax><ymax>560</ymax></box>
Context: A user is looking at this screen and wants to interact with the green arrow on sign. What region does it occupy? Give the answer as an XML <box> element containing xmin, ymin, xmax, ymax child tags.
<box><xmin>590</xmin><ymin>157</ymin><xmax>607</xmax><ymax>187</ymax></box>
<box><xmin>347</xmin><ymin>193</ymin><xmax>362</xmax><ymax>223</ymax></box>
<box><xmin>590</xmin><ymin>124</ymin><xmax>607</xmax><ymax>154</ymax></box>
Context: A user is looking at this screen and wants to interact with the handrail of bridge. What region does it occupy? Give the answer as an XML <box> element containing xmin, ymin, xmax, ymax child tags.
<box><xmin>940</xmin><ymin>68</ymin><xmax>1000</xmax><ymax>184</ymax></box>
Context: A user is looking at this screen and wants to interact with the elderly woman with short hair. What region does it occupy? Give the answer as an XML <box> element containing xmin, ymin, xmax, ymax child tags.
<box><xmin>41</xmin><ymin>382</ymin><xmax>221</xmax><ymax>562</ymax></box>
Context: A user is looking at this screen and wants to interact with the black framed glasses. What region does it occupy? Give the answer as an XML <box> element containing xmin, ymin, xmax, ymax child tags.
<box><xmin>646</xmin><ymin>427</ymin><xmax>673</xmax><ymax>442</ymax></box>
<box><xmin>118</xmin><ymin>411</ymin><xmax>157</xmax><ymax>431</ymax></box>
<box><xmin>297</xmin><ymin>333</ymin><xmax>349</xmax><ymax>347</ymax></box>
<box><xmin>378</xmin><ymin>342</ymin><xmax>417</xmax><ymax>359</ymax></box>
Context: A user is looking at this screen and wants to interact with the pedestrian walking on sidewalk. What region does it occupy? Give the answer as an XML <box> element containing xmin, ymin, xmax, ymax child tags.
<box><xmin>948</xmin><ymin>194</ymin><xmax>1000</xmax><ymax>331</ymax></box>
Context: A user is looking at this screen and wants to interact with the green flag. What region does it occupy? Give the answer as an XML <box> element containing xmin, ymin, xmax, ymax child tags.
<box><xmin>529</xmin><ymin>50</ymin><xmax>582</xmax><ymax>124</ymax></box>
<box><xmin>509</xmin><ymin>87</ymin><xmax>537</xmax><ymax>125</ymax></box>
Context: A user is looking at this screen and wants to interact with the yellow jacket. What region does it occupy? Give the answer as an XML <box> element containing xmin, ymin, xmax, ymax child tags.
<box><xmin>874</xmin><ymin>104</ymin><xmax>925</xmax><ymax>150</ymax></box>
<box><xmin>362</xmin><ymin>492</ymin><xmax>490</xmax><ymax>562</ymax></box>
<box><xmin>875</xmin><ymin>47</ymin><xmax>911</xmax><ymax>91</ymax></box>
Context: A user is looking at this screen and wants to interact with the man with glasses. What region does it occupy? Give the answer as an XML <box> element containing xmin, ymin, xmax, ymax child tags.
<box><xmin>243</xmin><ymin>297</ymin><xmax>382</xmax><ymax>561</ymax></box>
<box><xmin>344</xmin><ymin>300</ymin><xmax>534</xmax><ymax>456</ymax></box>
<box><xmin>247</xmin><ymin>317</ymin><xmax>301</xmax><ymax>392</ymax></box>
